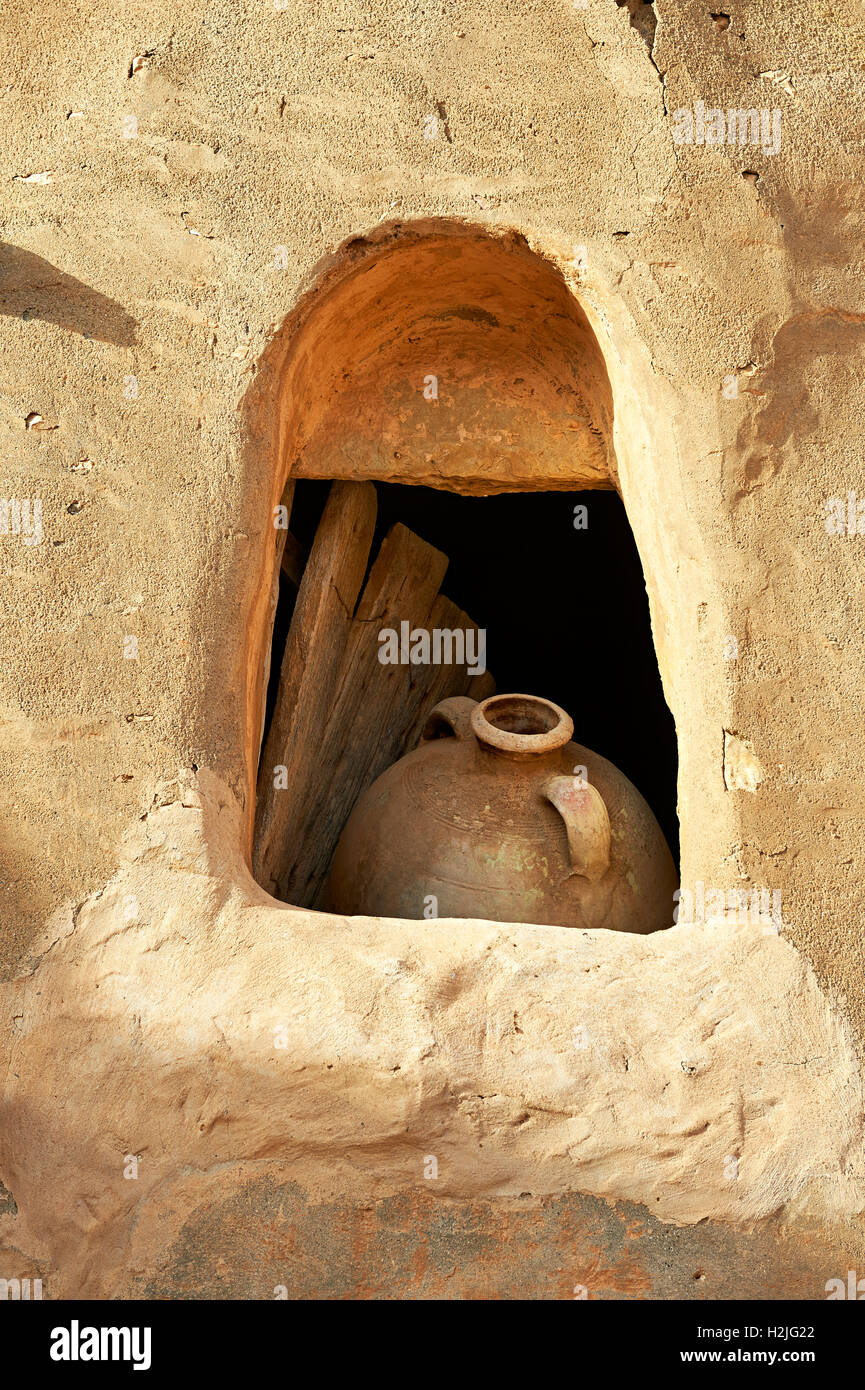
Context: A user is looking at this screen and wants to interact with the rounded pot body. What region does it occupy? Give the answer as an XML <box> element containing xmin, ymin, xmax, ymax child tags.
<box><xmin>323</xmin><ymin>694</ymin><xmax>677</xmax><ymax>933</ymax></box>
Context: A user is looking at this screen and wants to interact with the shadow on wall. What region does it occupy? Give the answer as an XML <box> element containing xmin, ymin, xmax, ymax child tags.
<box><xmin>0</xmin><ymin>243</ymin><xmax>138</xmax><ymax>345</ymax></box>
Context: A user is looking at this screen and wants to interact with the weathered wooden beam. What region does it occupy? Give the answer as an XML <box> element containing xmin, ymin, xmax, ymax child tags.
<box><xmin>401</xmin><ymin>592</ymin><xmax>495</xmax><ymax>748</ymax></box>
<box><xmin>277</xmin><ymin>522</ymin><xmax>450</xmax><ymax>907</ymax></box>
<box><xmin>253</xmin><ymin>480</ymin><xmax>378</xmax><ymax>894</ymax></box>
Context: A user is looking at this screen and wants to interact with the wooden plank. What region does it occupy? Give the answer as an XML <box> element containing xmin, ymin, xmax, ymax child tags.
<box><xmin>400</xmin><ymin>592</ymin><xmax>495</xmax><ymax>748</ymax></box>
<box><xmin>277</xmin><ymin>522</ymin><xmax>450</xmax><ymax>906</ymax></box>
<box><xmin>253</xmin><ymin>480</ymin><xmax>377</xmax><ymax>894</ymax></box>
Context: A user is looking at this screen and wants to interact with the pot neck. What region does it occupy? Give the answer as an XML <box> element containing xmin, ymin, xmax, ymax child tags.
<box><xmin>470</xmin><ymin>694</ymin><xmax>574</xmax><ymax>761</ymax></box>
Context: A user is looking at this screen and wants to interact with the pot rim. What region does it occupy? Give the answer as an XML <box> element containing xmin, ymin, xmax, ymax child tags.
<box><xmin>471</xmin><ymin>693</ymin><xmax>574</xmax><ymax>757</ymax></box>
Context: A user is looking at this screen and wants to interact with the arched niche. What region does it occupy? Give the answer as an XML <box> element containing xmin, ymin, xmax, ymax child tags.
<box><xmin>272</xmin><ymin>219</ymin><xmax>617</xmax><ymax>496</ymax></box>
<box><xmin>242</xmin><ymin>219</ymin><xmax>682</xmax><ymax>897</ymax></box>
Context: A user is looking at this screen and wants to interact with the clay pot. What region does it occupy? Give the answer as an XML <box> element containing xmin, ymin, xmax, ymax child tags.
<box><xmin>323</xmin><ymin>692</ymin><xmax>677</xmax><ymax>933</ymax></box>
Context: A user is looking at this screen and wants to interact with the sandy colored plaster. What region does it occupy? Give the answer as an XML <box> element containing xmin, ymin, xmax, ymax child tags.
<box><xmin>1</xmin><ymin>773</ymin><xmax>861</xmax><ymax>1296</ymax></box>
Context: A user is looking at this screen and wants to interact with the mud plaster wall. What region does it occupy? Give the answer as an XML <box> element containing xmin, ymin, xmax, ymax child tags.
<box><xmin>1</xmin><ymin>0</ymin><xmax>865</xmax><ymax>1297</ymax></box>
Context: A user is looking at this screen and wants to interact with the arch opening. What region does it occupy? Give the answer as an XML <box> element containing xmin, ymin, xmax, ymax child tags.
<box><xmin>270</xmin><ymin>219</ymin><xmax>617</xmax><ymax>497</ymax></box>
<box><xmin>250</xmin><ymin>220</ymin><xmax>678</xmax><ymax>929</ymax></box>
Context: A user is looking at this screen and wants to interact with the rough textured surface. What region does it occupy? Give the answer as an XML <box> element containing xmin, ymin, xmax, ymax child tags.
<box><xmin>2</xmin><ymin>0</ymin><xmax>865</xmax><ymax>1296</ymax></box>
<box><xmin>1</xmin><ymin>778</ymin><xmax>863</xmax><ymax>1297</ymax></box>
<box><xmin>277</xmin><ymin>222</ymin><xmax>617</xmax><ymax>494</ymax></box>
<box><xmin>134</xmin><ymin>1185</ymin><xmax>861</xmax><ymax>1302</ymax></box>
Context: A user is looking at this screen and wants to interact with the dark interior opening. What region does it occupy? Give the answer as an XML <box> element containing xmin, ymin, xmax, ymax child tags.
<box><xmin>262</xmin><ymin>480</ymin><xmax>679</xmax><ymax>866</ymax></box>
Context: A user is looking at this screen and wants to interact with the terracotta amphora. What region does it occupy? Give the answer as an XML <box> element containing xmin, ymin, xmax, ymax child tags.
<box><xmin>323</xmin><ymin>693</ymin><xmax>678</xmax><ymax>933</ymax></box>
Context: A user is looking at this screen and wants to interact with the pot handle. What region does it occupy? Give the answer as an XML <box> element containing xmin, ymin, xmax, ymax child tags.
<box><xmin>420</xmin><ymin>696</ymin><xmax>477</xmax><ymax>744</ymax></box>
<box><xmin>544</xmin><ymin>775</ymin><xmax>611</xmax><ymax>883</ymax></box>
